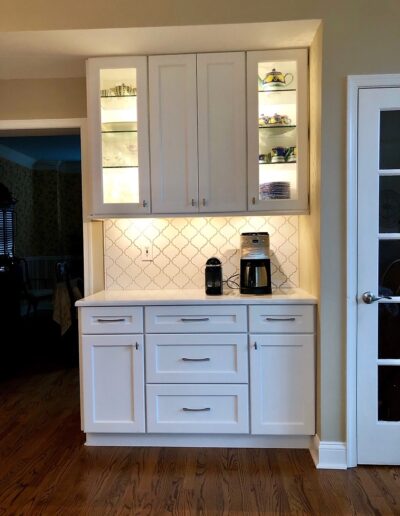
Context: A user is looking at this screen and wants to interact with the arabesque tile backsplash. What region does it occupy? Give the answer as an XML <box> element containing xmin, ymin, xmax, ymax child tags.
<box><xmin>104</xmin><ymin>216</ymin><xmax>298</xmax><ymax>290</ymax></box>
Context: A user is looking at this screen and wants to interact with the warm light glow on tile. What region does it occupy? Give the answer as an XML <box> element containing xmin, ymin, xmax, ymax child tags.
<box><xmin>104</xmin><ymin>216</ymin><xmax>299</xmax><ymax>290</ymax></box>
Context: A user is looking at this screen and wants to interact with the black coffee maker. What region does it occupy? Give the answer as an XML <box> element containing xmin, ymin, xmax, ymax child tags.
<box><xmin>205</xmin><ymin>257</ymin><xmax>223</xmax><ymax>295</ymax></box>
<box><xmin>240</xmin><ymin>232</ymin><xmax>272</xmax><ymax>295</ymax></box>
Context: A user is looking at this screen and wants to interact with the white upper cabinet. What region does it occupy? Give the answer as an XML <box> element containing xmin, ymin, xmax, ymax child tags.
<box><xmin>197</xmin><ymin>52</ymin><xmax>246</xmax><ymax>213</ymax></box>
<box><xmin>150</xmin><ymin>52</ymin><xmax>247</xmax><ymax>214</ymax></box>
<box><xmin>86</xmin><ymin>56</ymin><xmax>151</xmax><ymax>216</ymax></box>
<box><xmin>149</xmin><ymin>54</ymin><xmax>199</xmax><ymax>214</ymax></box>
<box><xmin>86</xmin><ymin>49</ymin><xmax>310</xmax><ymax>217</ymax></box>
<box><xmin>247</xmin><ymin>49</ymin><xmax>309</xmax><ymax>213</ymax></box>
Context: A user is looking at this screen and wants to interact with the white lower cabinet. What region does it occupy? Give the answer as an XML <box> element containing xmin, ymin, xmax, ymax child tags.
<box><xmin>81</xmin><ymin>334</ymin><xmax>145</xmax><ymax>433</ymax></box>
<box><xmin>79</xmin><ymin>301</ymin><xmax>315</xmax><ymax>442</ymax></box>
<box><xmin>250</xmin><ymin>334</ymin><xmax>315</xmax><ymax>435</ymax></box>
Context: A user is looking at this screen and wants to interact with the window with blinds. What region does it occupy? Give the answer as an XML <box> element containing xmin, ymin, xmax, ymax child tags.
<box><xmin>0</xmin><ymin>207</ymin><xmax>15</xmax><ymax>257</ymax></box>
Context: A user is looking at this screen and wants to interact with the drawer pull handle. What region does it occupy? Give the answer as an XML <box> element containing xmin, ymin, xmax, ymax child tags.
<box><xmin>182</xmin><ymin>357</ymin><xmax>211</xmax><ymax>362</ymax></box>
<box><xmin>96</xmin><ymin>318</ymin><xmax>126</xmax><ymax>323</ymax></box>
<box><xmin>180</xmin><ymin>317</ymin><xmax>210</xmax><ymax>322</ymax></box>
<box><xmin>182</xmin><ymin>407</ymin><xmax>211</xmax><ymax>412</ymax></box>
<box><xmin>265</xmin><ymin>317</ymin><xmax>296</xmax><ymax>322</ymax></box>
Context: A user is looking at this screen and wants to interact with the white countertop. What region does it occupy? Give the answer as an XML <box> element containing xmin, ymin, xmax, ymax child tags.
<box><xmin>76</xmin><ymin>288</ymin><xmax>317</xmax><ymax>306</ymax></box>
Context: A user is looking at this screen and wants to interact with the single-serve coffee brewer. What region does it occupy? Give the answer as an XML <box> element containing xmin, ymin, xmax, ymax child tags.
<box><xmin>240</xmin><ymin>232</ymin><xmax>272</xmax><ymax>295</ymax></box>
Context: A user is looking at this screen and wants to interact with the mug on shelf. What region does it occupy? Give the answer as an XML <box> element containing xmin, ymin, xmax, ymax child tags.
<box><xmin>285</xmin><ymin>146</ymin><xmax>297</xmax><ymax>163</ymax></box>
<box><xmin>271</xmin><ymin>146</ymin><xmax>287</xmax><ymax>163</ymax></box>
<box><xmin>259</xmin><ymin>153</ymin><xmax>271</xmax><ymax>164</ymax></box>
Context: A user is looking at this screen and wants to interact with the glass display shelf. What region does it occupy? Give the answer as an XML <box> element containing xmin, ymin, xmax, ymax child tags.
<box><xmin>101</xmin><ymin>94</ymin><xmax>137</xmax><ymax>98</ymax></box>
<box><xmin>103</xmin><ymin>165</ymin><xmax>138</xmax><ymax>168</ymax></box>
<box><xmin>259</xmin><ymin>124</ymin><xmax>296</xmax><ymax>128</ymax></box>
<box><xmin>258</xmin><ymin>125</ymin><xmax>297</xmax><ymax>135</ymax></box>
<box><xmin>101</xmin><ymin>130</ymin><xmax>138</xmax><ymax>133</ymax></box>
<box><xmin>259</xmin><ymin>160</ymin><xmax>297</xmax><ymax>165</ymax></box>
<box><xmin>258</xmin><ymin>88</ymin><xmax>296</xmax><ymax>93</ymax></box>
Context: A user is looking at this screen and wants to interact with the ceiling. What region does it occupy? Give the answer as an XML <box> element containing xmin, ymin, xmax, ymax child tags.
<box><xmin>0</xmin><ymin>20</ymin><xmax>321</xmax><ymax>79</ymax></box>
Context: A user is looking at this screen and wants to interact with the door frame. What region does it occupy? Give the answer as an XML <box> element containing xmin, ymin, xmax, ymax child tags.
<box><xmin>0</xmin><ymin>117</ymin><xmax>104</xmax><ymax>296</ymax></box>
<box><xmin>347</xmin><ymin>74</ymin><xmax>400</xmax><ymax>467</ymax></box>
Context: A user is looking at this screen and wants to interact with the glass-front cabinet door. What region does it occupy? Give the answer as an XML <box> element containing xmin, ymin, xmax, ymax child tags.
<box><xmin>247</xmin><ymin>49</ymin><xmax>308</xmax><ymax>212</ymax></box>
<box><xmin>86</xmin><ymin>57</ymin><xmax>150</xmax><ymax>216</ymax></box>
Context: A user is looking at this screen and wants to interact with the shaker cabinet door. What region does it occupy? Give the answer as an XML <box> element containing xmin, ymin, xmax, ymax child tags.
<box><xmin>197</xmin><ymin>52</ymin><xmax>247</xmax><ymax>213</ymax></box>
<box><xmin>149</xmin><ymin>54</ymin><xmax>198</xmax><ymax>214</ymax></box>
<box><xmin>81</xmin><ymin>334</ymin><xmax>145</xmax><ymax>433</ymax></box>
<box><xmin>250</xmin><ymin>334</ymin><xmax>315</xmax><ymax>435</ymax></box>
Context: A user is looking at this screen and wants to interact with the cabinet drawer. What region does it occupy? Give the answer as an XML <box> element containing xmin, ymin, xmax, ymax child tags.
<box><xmin>249</xmin><ymin>305</ymin><xmax>314</xmax><ymax>333</ymax></box>
<box><xmin>146</xmin><ymin>333</ymin><xmax>248</xmax><ymax>383</ymax></box>
<box><xmin>145</xmin><ymin>305</ymin><xmax>247</xmax><ymax>333</ymax></box>
<box><xmin>80</xmin><ymin>306</ymin><xmax>143</xmax><ymax>334</ymax></box>
<box><xmin>146</xmin><ymin>384</ymin><xmax>249</xmax><ymax>433</ymax></box>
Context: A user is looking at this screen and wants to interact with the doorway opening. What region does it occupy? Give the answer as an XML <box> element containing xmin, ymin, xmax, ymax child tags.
<box><xmin>0</xmin><ymin>128</ymin><xmax>84</xmax><ymax>379</ymax></box>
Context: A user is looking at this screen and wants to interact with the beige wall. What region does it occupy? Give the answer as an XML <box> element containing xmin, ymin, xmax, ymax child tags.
<box><xmin>3</xmin><ymin>0</ymin><xmax>400</xmax><ymax>442</ymax></box>
<box><xmin>299</xmin><ymin>23</ymin><xmax>322</xmax><ymax>434</ymax></box>
<box><xmin>0</xmin><ymin>78</ymin><xmax>86</xmax><ymax>120</ymax></box>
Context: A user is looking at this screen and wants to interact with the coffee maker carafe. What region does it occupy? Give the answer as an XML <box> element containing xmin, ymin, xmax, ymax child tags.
<box><xmin>240</xmin><ymin>232</ymin><xmax>272</xmax><ymax>295</ymax></box>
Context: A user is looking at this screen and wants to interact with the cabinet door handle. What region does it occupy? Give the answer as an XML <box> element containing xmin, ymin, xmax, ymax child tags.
<box><xmin>202</xmin><ymin>198</ymin><xmax>206</xmax><ymax>207</ymax></box>
<box><xmin>182</xmin><ymin>407</ymin><xmax>211</xmax><ymax>412</ymax></box>
<box><xmin>180</xmin><ymin>317</ymin><xmax>210</xmax><ymax>322</ymax></box>
<box><xmin>254</xmin><ymin>341</ymin><xmax>258</xmax><ymax>350</ymax></box>
<box><xmin>252</xmin><ymin>197</ymin><xmax>256</xmax><ymax>205</ymax></box>
<box><xmin>135</xmin><ymin>342</ymin><xmax>139</xmax><ymax>350</ymax></box>
<box><xmin>191</xmin><ymin>198</ymin><xmax>196</xmax><ymax>207</ymax></box>
<box><xmin>182</xmin><ymin>357</ymin><xmax>211</xmax><ymax>362</ymax></box>
<box><xmin>265</xmin><ymin>317</ymin><xmax>296</xmax><ymax>322</ymax></box>
<box><xmin>96</xmin><ymin>318</ymin><xmax>126</xmax><ymax>323</ymax></box>
<box><xmin>142</xmin><ymin>200</ymin><xmax>148</xmax><ymax>208</ymax></box>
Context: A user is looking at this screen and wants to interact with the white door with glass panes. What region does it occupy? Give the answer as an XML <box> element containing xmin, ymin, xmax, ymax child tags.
<box><xmin>357</xmin><ymin>87</ymin><xmax>400</xmax><ymax>464</ymax></box>
<box><xmin>247</xmin><ymin>49</ymin><xmax>308</xmax><ymax>213</ymax></box>
<box><xmin>86</xmin><ymin>56</ymin><xmax>150</xmax><ymax>216</ymax></box>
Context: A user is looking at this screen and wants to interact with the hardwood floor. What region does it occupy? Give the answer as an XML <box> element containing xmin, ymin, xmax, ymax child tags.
<box><xmin>1</xmin><ymin>368</ymin><xmax>400</xmax><ymax>515</ymax></box>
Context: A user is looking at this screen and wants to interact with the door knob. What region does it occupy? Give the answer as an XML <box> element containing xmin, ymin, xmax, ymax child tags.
<box><xmin>362</xmin><ymin>291</ymin><xmax>392</xmax><ymax>304</ymax></box>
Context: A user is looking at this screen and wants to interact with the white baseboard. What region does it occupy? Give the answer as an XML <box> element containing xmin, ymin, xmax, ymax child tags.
<box><xmin>86</xmin><ymin>433</ymin><xmax>313</xmax><ymax>449</ymax></box>
<box><xmin>310</xmin><ymin>435</ymin><xmax>347</xmax><ymax>469</ymax></box>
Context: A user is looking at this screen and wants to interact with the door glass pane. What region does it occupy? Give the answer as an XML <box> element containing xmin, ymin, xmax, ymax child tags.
<box><xmin>380</xmin><ymin>110</ymin><xmax>400</xmax><ymax>170</ymax></box>
<box><xmin>257</xmin><ymin>60</ymin><xmax>297</xmax><ymax>201</ymax></box>
<box><xmin>378</xmin><ymin>366</ymin><xmax>400</xmax><ymax>421</ymax></box>
<box><xmin>379</xmin><ymin>176</ymin><xmax>400</xmax><ymax>233</ymax></box>
<box><xmin>100</xmin><ymin>68</ymin><xmax>139</xmax><ymax>204</ymax></box>
<box><xmin>378</xmin><ymin>303</ymin><xmax>400</xmax><ymax>358</ymax></box>
<box><xmin>379</xmin><ymin>240</ymin><xmax>400</xmax><ymax>296</ymax></box>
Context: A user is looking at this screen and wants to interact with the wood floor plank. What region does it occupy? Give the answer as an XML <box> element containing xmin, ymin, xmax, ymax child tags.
<box><xmin>1</xmin><ymin>367</ymin><xmax>400</xmax><ymax>515</ymax></box>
